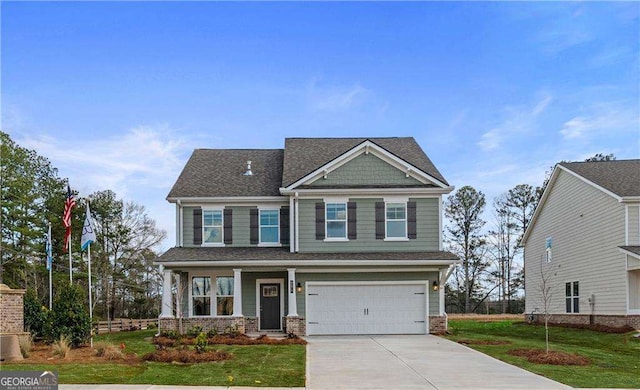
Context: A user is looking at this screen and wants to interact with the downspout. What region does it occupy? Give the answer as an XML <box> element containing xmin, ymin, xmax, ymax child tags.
<box><xmin>295</xmin><ymin>192</ymin><xmax>300</xmax><ymax>253</ymax></box>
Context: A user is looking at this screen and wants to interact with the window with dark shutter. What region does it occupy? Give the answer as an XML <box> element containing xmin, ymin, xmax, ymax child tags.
<box><xmin>315</xmin><ymin>202</ymin><xmax>325</xmax><ymax>240</ymax></box>
<box><xmin>193</xmin><ymin>208</ymin><xmax>202</xmax><ymax>245</ymax></box>
<box><xmin>223</xmin><ymin>209</ymin><xmax>233</xmax><ymax>244</ymax></box>
<box><xmin>280</xmin><ymin>208</ymin><xmax>290</xmax><ymax>245</ymax></box>
<box><xmin>347</xmin><ymin>202</ymin><xmax>357</xmax><ymax>239</ymax></box>
<box><xmin>375</xmin><ymin>202</ymin><xmax>385</xmax><ymax>239</ymax></box>
<box><xmin>250</xmin><ymin>208</ymin><xmax>259</xmax><ymax>245</ymax></box>
<box><xmin>407</xmin><ymin>201</ymin><xmax>417</xmax><ymax>239</ymax></box>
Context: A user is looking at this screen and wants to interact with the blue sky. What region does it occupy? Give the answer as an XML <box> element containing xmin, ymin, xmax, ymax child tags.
<box><xmin>2</xmin><ymin>2</ymin><xmax>639</xmax><ymax>249</ymax></box>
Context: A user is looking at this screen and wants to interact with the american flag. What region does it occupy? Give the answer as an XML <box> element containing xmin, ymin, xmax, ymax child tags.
<box><xmin>63</xmin><ymin>184</ymin><xmax>76</xmax><ymax>252</ymax></box>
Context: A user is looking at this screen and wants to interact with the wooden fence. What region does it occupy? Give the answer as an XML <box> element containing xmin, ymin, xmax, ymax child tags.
<box><xmin>94</xmin><ymin>318</ymin><xmax>158</xmax><ymax>333</ymax></box>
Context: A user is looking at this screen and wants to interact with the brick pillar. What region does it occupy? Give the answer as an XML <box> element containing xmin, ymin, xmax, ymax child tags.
<box><xmin>0</xmin><ymin>284</ymin><xmax>26</xmax><ymax>334</ymax></box>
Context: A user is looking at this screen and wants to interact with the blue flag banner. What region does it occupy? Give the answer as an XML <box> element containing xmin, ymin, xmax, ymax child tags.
<box><xmin>81</xmin><ymin>203</ymin><xmax>97</xmax><ymax>251</ymax></box>
<box><xmin>46</xmin><ymin>224</ymin><xmax>53</xmax><ymax>271</ymax></box>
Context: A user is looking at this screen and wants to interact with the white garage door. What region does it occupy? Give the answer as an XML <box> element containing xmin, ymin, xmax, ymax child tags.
<box><xmin>306</xmin><ymin>282</ymin><xmax>428</xmax><ymax>335</ymax></box>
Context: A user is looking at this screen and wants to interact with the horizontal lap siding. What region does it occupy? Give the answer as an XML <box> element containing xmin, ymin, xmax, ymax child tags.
<box><xmin>628</xmin><ymin>205</ymin><xmax>640</xmax><ymax>245</ymax></box>
<box><xmin>183</xmin><ymin>207</ymin><xmax>195</xmax><ymax>247</ymax></box>
<box><xmin>242</xmin><ymin>272</ymin><xmax>288</xmax><ymax>318</ymax></box>
<box><xmin>296</xmin><ymin>272</ymin><xmax>440</xmax><ymax>317</ymax></box>
<box><xmin>298</xmin><ymin>198</ymin><xmax>439</xmax><ymax>252</ymax></box>
<box><xmin>524</xmin><ymin>170</ymin><xmax>626</xmax><ymax>315</ymax></box>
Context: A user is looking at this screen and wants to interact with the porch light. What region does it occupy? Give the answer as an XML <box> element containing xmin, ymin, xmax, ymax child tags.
<box><xmin>432</xmin><ymin>281</ymin><xmax>439</xmax><ymax>291</ymax></box>
<box><xmin>296</xmin><ymin>283</ymin><xmax>303</xmax><ymax>293</ymax></box>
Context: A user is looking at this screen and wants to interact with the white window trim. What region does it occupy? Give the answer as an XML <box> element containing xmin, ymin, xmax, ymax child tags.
<box><xmin>215</xmin><ymin>275</ymin><xmax>235</xmax><ymax>317</ymax></box>
<box><xmin>324</xmin><ymin>202</ymin><xmax>348</xmax><ymax>241</ymax></box>
<box><xmin>258</xmin><ymin>207</ymin><xmax>282</xmax><ymax>247</ymax></box>
<box><xmin>565</xmin><ymin>281</ymin><xmax>580</xmax><ymax>314</ymax></box>
<box><xmin>202</xmin><ymin>208</ymin><xmax>225</xmax><ymax>247</ymax></box>
<box><xmin>188</xmin><ymin>270</ymin><xmax>234</xmax><ymax>317</ymax></box>
<box><xmin>385</xmin><ymin>201</ymin><xmax>408</xmax><ymax>240</ymax></box>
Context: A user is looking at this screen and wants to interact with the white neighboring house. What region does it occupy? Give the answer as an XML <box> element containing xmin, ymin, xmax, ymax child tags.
<box><xmin>522</xmin><ymin>159</ymin><xmax>640</xmax><ymax>329</ymax></box>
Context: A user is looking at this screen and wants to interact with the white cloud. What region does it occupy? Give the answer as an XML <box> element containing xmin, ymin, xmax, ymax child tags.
<box><xmin>559</xmin><ymin>101</ymin><xmax>639</xmax><ymax>140</ymax></box>
<box><xmin>477</xmin><ymin>94</ymin><xmax>553</xmax><ymax>152</ymax></box>
<box><xmin>306</xmin><ymin>78</ymin><xmax>372</xmax><ymax>112</ymax></box>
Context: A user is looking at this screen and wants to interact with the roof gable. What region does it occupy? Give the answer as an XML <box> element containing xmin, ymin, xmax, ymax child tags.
<box><xmin>282</xmin><ymin>137</ymin><xmax>449</xmax><ymax>189</ymax></box>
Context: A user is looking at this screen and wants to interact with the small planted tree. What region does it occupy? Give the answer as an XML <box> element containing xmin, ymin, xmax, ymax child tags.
<box><xmin>48</xmin><ymin>283</ymin><xmax>91</xmax><ymax>347</ymax></box>
<box><xmin>538</xmin><ymin>259</ymin><xmax>557</xmax><ymax>354</ymax></box>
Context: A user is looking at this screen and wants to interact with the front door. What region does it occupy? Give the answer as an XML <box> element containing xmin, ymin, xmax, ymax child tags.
<box><xmin>260</xmin><ymin>283</ymin><xmax>281</xmax><ymax>330</ymax></box>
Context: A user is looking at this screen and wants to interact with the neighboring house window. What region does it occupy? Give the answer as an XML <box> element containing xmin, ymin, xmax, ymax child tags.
<box><xmin>203</xmin><ymin>209</ymin><xmax>223</xmax><ymax>244</ymax></box>
<box><xmin>216</xmin><ymin>276</ymin><xmax>234</xmax><ymax>316</ymax></box>
<box><xmin>192</xmin><ymin>276</ymin><xmax>211</xmax><ymax>316</ymax></box>
<box><xmin>386</xmin><ymin>203</ymin><xmax>407</xmax><ymax>238</ymax></box>
<box><xmin>260</xmin><ymin>209</ymin><xmax>279</xmax><ymax>244</ymax></box>
<box><xmin>565</xmin><ymin>281</ymin><xmax>579</xmax><ymax>313</ymax></box>
<box><xmin>545</xmin><ymin>237</ymin><xmax>552</xmax><ymax>263</ymax></box>
<box><xmin>326</xmin><ymin>203</ymin><xmax>347</xmax><ymax>238</ymax></box>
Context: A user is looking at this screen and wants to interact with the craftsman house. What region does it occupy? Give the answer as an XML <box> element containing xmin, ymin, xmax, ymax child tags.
<box><xmin>155</xmin><ymin>137</ymin><xmax>458</xmax><ymax>335</ymax></box>
<box><xmin>523</xmin><ymin>159</ymin><xmax>640</xmax><ymax>329</ymax></box>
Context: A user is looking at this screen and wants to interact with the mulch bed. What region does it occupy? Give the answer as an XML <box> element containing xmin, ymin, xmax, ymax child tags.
<box><xmin>507</xmin><ymin>348</ymin><xmax>590</xmax><ymax>365</ymax></box>
<box><xmin>457</xmin><ymin>339</ymin><xmax>512</xmax><ymax>346</ymax></box>
<box><xmin>142</xmin><ymin>348</ymin><xmax>231</xmax><ymax>363</ymax></box>
<box><xmin>12</xmin><ymin>343</ymin><xmax>138</xmax><ymax>365</ymax></box>
<box><xmin>153</xmin><ymin>334</ymin><xmax>307</xmax><ymax>347</ymax></box>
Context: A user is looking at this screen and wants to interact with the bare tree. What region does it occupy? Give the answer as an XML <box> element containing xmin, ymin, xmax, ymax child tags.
<box><xmin>537</xmin><ymin>257</ymin><xmax>558</xmax><ymax>354</ymax></box>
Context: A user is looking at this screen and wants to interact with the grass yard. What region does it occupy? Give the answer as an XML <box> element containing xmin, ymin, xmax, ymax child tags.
<box><xmin>0</xmin><ymin>329</ymin><xmax>306</xmax><ymax>387</ymax></box>
<box><xmin>444</xmin><ymin>319</ymin><xmax>640</xmax><ymax>388</ymax></box>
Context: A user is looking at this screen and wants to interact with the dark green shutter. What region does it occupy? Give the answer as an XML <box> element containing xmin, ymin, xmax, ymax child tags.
<box><xmin>407</xmin><ymin>201</ymin><xmax>417</xmax><ymax>239</ymax></box>
<box><xmin>315</xmin><ymin>202</ymin><xmax>325</xmax><ymax>240</ymax></box>
<box><xmin>280</xmin><ymin>208</ymin><xmax>290</xmax><ymax>245</ymax></box>
<box><xmin>193</xmin><ymin>208</ymin><xmax>202</xmax><ymax>245</ymax></box>
<box><xmin>347</xmin><ymin>202</ymin><xmax>357</xmax><ymax>240</ymax></box>
<box><xmin>223</xmin><ymin>209</ymin><xmax>233</xmax><ymax>244</ymax></box>
<box><xmin>250</xmin><ymin>208</ymin><xmax>259</xmax><ymax>245</ymax></box>
<box><xmin>375</xmin><ymin>202</ymin><xmax>385</xmax><ymax>239</ymax></box>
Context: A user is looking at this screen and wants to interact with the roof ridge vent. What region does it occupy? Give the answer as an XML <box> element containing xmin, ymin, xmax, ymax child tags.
<box><xmin>243</xmin><ymin>160</ymin><xmax>253</xmax><ymax>176</ymax></box>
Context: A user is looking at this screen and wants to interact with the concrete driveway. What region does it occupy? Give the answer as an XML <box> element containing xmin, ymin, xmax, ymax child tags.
<box><xmin>306</xmin><ymin>335</ymin><xmax>572</xmax><ymax>390</ymax></box>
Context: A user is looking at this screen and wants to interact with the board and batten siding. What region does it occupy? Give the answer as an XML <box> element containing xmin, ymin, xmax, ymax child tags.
<box><xmin>297</xmin><ymin>198</ymin><xmax>439</xmax><ymax>252</ymax></box>
<box><xmin>307</xmin><ymin>153</ymin><xmax>423</xmax><ymax>187</ymax></box>
<box><xmin>628</xmin><ymin>205</ymin><xmax>640</xmax><ymax>246</ymax></box>
<box><xmin>524</xmin><ymin>169</ymin><xmax>627</xmax><ymax>315</ymax></box>
<box><xmin>295</xmin><ymin>271</ymin><xmax>440</xmax><ymax>317</ymax></box>
<box><xmin>182</xmin><ymin>205</ymin><xmax>287</xmax><ymax>248</ymax></box>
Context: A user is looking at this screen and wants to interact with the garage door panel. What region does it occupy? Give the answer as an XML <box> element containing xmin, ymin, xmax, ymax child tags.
<box><xmin>306</xmin><ymin>283</ymin><xmax>427</xmax><ymax>335</ymax></box>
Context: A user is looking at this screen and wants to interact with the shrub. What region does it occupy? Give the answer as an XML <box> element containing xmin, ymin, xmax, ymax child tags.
<box><xmin>206</xmin><ymin>328</ymin><xmax>218</xmax><ymax>337</ymax></box>
<box><xmin>194</xmin><ymin>332</ymin><xmax>208</xmax><ymax>353</ymax></box>
<box><xmin>24</xmin><ymin>289</ymin><xmax>49</xmax><ymax>339</ymax></box>
<box><xmin>187</xmin><ymin>325</ymin><xmax>203</xmax><ymax>337</ymax></box>
<box><xmin>161</xmin><ymin>330</ymin><xmax>179</xmax><ymax>339</ymax></box>
<box><xmin>53</xmin><ymin>335</ymin><xmax>72</xmax><ymax>358</ymax></box>
<box><xmin>19</xmin><ymin>335</ymin><xmax>34</xmax><ymax>358</ymax></box>
<box><xmin>47</xmin><ymin>284</ymin><xmax>91</xmax><ymax>347</ymax></box>
<box><xmin>147</xmin><ymin>322</ymin><xmax>158</xmax><ymax>330</ymax></box>
<box><xmin>94</xmin><ymin>341</ymin><xmax>123</xmax><ymax>360</ymax></box>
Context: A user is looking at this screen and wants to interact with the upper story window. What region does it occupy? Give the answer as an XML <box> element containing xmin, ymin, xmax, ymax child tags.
<box><xmin>565</xmin><ymin>281</ymin><xmax>579</xmax><ymax>313</ymax></box>
<box><xmin>326</xmin><ymin>203</ymin><xmax>347</xmax><ymax>239</ymax></box>
<box><xmin>203</xmin><ymin>209</ymin><xmax>223</xmax><ymax>244</ymax></box>
<box><xmin>260</xmin><ymin>209</ymin><xmax>279</xmax><ymax>244</ymax></box>
<box><xmin>386</xmin><ymin>203</ymin><xmax>407</xmax><ymax>238</ymax></box>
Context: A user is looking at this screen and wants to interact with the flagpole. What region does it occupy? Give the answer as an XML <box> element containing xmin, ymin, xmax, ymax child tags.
<box><xmin>48</xmin><ymin>222</ymin><xmax>53</xmax><ymax>310</ymax></box>
<box><xmin>88</xmin><ymin>243</ymin><xmax>93</xmax><ymax>348</ymax></box>
<box><xmin>69</xmin><ymin>236</ymin><xmax>73</xmax><ymax>283</ymax></box>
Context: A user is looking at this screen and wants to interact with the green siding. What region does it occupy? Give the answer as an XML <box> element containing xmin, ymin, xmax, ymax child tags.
<box><xmin>183</xmin><ymin>207</ymin><xmax>195</xmax><ymax>247</ymax></box>
<box><xmin>308</xmin><ymin>153</ymin><xmax>423</xmax><ymax>186</ymax></box>
<box><xmin>295</xmin><ymin>272</ymin><xmax>440</xmax><ymax>316</ymax></box>
<box><xmin>241</xmin><ymin>272</ymin><xmax>288</xmax><ymax>317</ymax></box>
<box><xmin>298</xmin><ymin>198</ymin><xmax>439</xmax><ymax>252</ymax></box>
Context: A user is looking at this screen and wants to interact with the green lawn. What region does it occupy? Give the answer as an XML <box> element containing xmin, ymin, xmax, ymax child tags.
<box><xmin>0</xmin><ymin>329</ymin><xmax>306</xmax><ymax>387</ymax></box>
<box><xmin>444</xmin><ymin>319</ymin><xmax>640</xmax><ymax>388</ymax></box>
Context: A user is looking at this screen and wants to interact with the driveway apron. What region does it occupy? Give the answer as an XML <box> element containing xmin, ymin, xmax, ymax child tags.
<box><xmin>306</xmin><ymin>335</ymin><xmax>572</xmax><ymax>390</ymax></box>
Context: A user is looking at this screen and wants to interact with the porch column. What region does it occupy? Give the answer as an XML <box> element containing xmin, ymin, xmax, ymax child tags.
<box><xmin>287</xmin><ymin>268</ymin><xmax>298</xmax><ymax>316</ymax></box>
<box><xmin>160</xmin><ymin>268</ymin><xmax>174</xmax><ymax>318</ymax></box>
<box><xmin>233</xmin><ymin>268</ymin><xmax>243</xmax><ymax>316</ymax></box>
<box><xmin>439</xmin><ymin>270</ymin><xmax>445</xmax><ymax>316</ymax></box>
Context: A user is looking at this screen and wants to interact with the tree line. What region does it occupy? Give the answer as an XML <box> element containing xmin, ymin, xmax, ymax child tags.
<box><xmin>1</xmin><ymin>131</ymin><xmax>166</xmax><ymax>320</ymax></box>
<box><xmin>443</xmin><ymin>153</ymin><xmax>615</xmax><ymax>314</ymax></box>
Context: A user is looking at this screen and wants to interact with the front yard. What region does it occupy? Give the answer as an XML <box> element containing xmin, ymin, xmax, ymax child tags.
<box><xmin>0</xmin><ymin>329</ymin><xmax>306</xmax><ymax>387</ymax></box>
<box><xmin>444</xmin><ymin>319</ymin><xmax>640</xmax><ymax>388</ymax></box>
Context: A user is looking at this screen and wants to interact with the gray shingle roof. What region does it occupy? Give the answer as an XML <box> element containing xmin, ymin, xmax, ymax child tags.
<box><xmin>167</xmin><ymin>149</ymin><xmax>284</xmax><ymax>198</ymax></box>
<box><xmin>282</xmin><ymin>137</ymin><xmax>448</xmax><ymax>187</ymax></box>
<box><xmin>620</xmin><ymin>246</ymin><xmax>640</xmax><ymax>256</ymax></box>
<box><xmin>156</xmin><ymin>247</ymin><xmax>458</xmax><ymax>262</ymax></box>
<box><xmin>559</xmin><ymin>159</ymin><xmax>640</xmax><ymax>197</ymax></box>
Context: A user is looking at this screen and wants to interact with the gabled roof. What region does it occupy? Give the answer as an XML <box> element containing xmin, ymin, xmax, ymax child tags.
<box><xmin>167</xmin><ymin>149</ymin><xmax>284</xmax><ymax>199</ymax></box>
<box><xmin>281</xmin><ymin>137</ymin><xmax>448</xmax><ymax>188</ymax></box>
<box><xmin>521</xmin><ymin>159</ymin><xmax>640</xmax><ymax>245</ymax></box>
<box><xmin>559</xmin><ymin>160</ymin><xmax>640</xmax><ymax>198</ymax></box>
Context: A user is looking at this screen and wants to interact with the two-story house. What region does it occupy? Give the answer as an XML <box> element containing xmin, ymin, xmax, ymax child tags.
<box><xmin>522</xmin><ymin>159</ymin><xmax>640</xmax><ymax>329</ymax></box>
<box><xmin>155</xmin><ymin>137</ymin><xmax>458</xmax><ymax>335</ymax></box>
